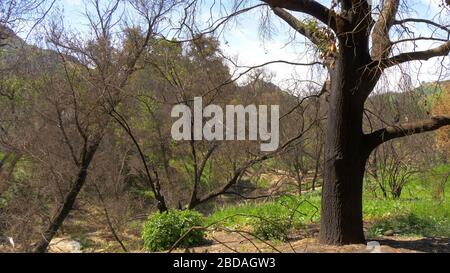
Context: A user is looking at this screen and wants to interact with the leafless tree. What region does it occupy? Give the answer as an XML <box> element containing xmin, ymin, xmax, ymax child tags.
<box><xmin>30</xmin><ymin>0</ymin><xmax>185</xmax><ymax>252</ymax></box>
<box><xmin>0</xmin><ymin>0</ymin><xmax>55</xmax><ymax>46</ymax></box>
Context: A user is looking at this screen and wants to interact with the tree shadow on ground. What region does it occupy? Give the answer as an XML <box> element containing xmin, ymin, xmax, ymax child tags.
<box><xmin>378</xmin><ymin>237</ymin><xmax>450</xmax><ymax>253</ymax></box>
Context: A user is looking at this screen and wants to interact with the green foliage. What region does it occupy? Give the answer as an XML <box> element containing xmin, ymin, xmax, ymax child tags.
<box><xmin>257</xmin><ymin>177</ymin><xmax>271</xmax><ymax>189</ymax></box>
<box><xmin>364</xmin><ymin>164</ymin><xmax>450</xmax><ymax>237</ymax></box>
<box><xmin>207</xmin><ymin>194</ymin><xmax>321</xmax><ymax>230</ymax></box>
<box><xmin>368</xmin><ymin>212</ymin><xmax>450</xmax><ymax>238</ymax></box>
<box><xmin>415</xmin><ymin>82</ymin><xmax>450</xmax><ymax>111</ymax></box>
<box><xmin>252</xmin><ymin>216</ymin><xmax>290</xmax><ymax>242</ymax></box>
<box><xmin>170</xmin><ymin>158</ymin><xmax>214</xmax><ymax>188</ymax></box>
<box><xmin>0</xmin><ymin>77</ymin><xmax>27</xmax><ymax>105</ymax></box>
<box><xmin>303</xmin><ymin>19</ymin><xmax>336</xmax><ymax>57</ymax></box>
<box><xmin>207</xmin><ymin>164</ymin><xmax>450</xmax><ymax>240</ymax></box>
<box><xmin>142</xmin><ymin>210</ymin><xmax>205</xmax><ymax>251</ymax></box>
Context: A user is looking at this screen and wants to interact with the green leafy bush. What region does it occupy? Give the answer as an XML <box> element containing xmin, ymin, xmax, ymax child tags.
<box><xmin>252</xmin><ymin>216</ymin><xmax>290</xmax><ymax>242</ymax></box>
<box><xmin>142</xmin><ymin>210</ymin><xmax>205</xmax><ymax>251</ymax></box>
<box><xmin>368</xmin><ymin>213</ymin><xmax>440</xmax><ymax>237</ymax></box>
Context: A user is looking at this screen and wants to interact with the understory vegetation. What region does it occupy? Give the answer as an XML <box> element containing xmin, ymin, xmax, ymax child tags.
<box><xmin>142</xmin><ymin>210</ymin><xmax>205</xmax><ymax>251</ymax></box>
<box><xmin>69</xmin><ymin>163</ymin><xmax>450</xmax><ymax>252</ymax></box>
<box><xmin>1</xmin><ymin>0</ymin><xmax>450</xmax><ymax>253</ymax></box>
<box><xmin>207</xmin><ymin>164</ymin><xmax>450</xmax><ymax>242</ymax></box>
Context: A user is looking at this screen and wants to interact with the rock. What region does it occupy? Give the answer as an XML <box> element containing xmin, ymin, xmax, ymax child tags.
<box><xmin>48</xmin><ymin>237</ymin><xmax>82</xmax><ymax>253</ymax></box>
<box><xmin>0</xmin><ymin>236</ymin><xmax>15</xmax><ymax>248</ymax></box>
<box><xmin>383</xmin><ymin>230</ymin><xmax>395</xmax><ymax>237</ymax></box>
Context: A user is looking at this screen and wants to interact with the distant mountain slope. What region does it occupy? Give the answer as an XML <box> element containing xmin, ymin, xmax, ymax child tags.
<box><xmin>415</xmin><ymin>80</ymin><xmax>450</xmax><ymax>96</ymax></box>
<box><xmin>0</xmin><ymin>26</ymin><xmax>72</xmax><ymax>77</ymax></box>
<box><xmin>0</xmin><ymin>24</ymin><xmax>29</xmax><ymax>58</ymax></box>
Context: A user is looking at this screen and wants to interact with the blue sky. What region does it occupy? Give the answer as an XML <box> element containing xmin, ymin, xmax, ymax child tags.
<box><xmin>53</xmin><ymin>0</ymin><xmax>450</xmax><ymax>93</ymax></box>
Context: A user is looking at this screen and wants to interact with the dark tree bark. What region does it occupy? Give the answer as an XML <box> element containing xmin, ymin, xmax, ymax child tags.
<box><xmin>32</xmin><ymin>141</ymin><xmax>100</xmax><ymax>253</ymax></box>
<box><xmin>262</xmin><ymin>0</ymin><xmax>450</xmax><ymax>245</ymax></box>
<box><xmin>316</xmin><ymin>4</ymin><xmax>377</xmax><ymax>243</ymax></box>
<box><xmin>319</xmin><ymin>42</ymin><xmax>372</xmax><ymax>244</ymax></box>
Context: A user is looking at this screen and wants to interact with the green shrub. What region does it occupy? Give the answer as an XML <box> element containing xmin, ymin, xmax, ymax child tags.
<box><xmin>142</xmin><ymin>210</ymin><xmax>205</xmax><ymax>251</ymax></box>
<box><xmin>252</xmin><ymin>216</ymin><xmax>290</xmax><ymax>242</ymax></box>
<box><xmin>368</xmin><ymin>213</ymin><xmax>439</xmax><ymax>237</ymax></box>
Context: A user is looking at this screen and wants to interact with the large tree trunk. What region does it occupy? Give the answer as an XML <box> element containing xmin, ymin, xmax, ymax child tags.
<box><xmin>319</xmin><ymin>145</ymin><xmax>368</xmax><ymax>244</ymax></box>
<box><xmin>32</xmin><ymin>142</ymin><xmax>99</xmax><ymax>253</ymax></box>
<box><xmin>319</xmin><ymin>45</ymin><xmax>373</xmax><ymax>244</ymax></box>
<box><xmin>265</xmin><ymin>0</ymin><xmax>450</xmax><ymax>246</ymax></box>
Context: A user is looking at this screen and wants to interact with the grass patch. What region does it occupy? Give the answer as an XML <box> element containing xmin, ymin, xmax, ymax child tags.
<box><xmin>367</xmin><ymin>211</ymin><xmax>450</xmax><ymax>238</ymax></box>
<box><xmin>206</xmin><ymin>164</ymin><xmax>450</xmax><ymax>240</ymax></box>
<box><xmin>207</xmin><ymin>193</ymin><xmax>321</xmax><ymax>230</ymax></box>
<box><xmin>366</xmin><ymin>164</ymin><xmax>450</xmax><ymax>238</ymax></box>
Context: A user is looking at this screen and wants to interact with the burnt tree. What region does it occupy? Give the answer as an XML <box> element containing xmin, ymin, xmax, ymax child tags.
<box><xmin>32</xmin><ymin>0</ymin><xmax>181</xmax><ymax>252</ymax></box>
<box><xmin>258</xmin><ymin>0</ymin><xmax>450</xmax><ymax>244</ymax></box>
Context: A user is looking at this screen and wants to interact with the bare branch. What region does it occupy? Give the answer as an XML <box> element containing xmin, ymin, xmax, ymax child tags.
<box><xmin>271</xmin><ymin>7</ymin><xmax>323</xmax><ymax>46</ymax></box>
<box><xmin>381</xmin><ymin>41</ymin><xmax>450</xmax><ymax>68</ymax></box>
<box><xmin>262</xmin><ymin>0</ymin><xmax>337</xmax><ymax>31</ymax></box>
<box><xmin>371</xmin><ymin>0</ymin><xmax>400</xmax><ymax>59</ymax></box>
<box><xmin>365</xmin><ymin>116</ymin><xmax>450</xmax><ymax>150</ymax></box>
<box><xmin>394</xmin><ymin>18</ymin><xmax>450</xmax><ymax>34</ymax></box>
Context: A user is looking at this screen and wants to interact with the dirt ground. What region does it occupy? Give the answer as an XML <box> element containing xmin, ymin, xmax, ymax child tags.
<box><xmin>175</xmin><ymin>231</ymin><xmax>450</xmax><ymax>253</ymax></box>
<box><xmin>3</xmin><ymin>230</ymin><xmax>447</xmax><ymax>253</ymax></box>
<box><xmin>45</xmin><ymin>219</ymin><xmax>450</xmax><ymax>253</ymax></box>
